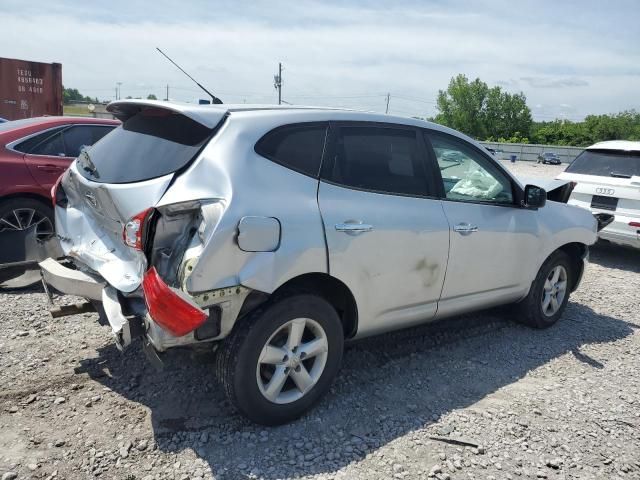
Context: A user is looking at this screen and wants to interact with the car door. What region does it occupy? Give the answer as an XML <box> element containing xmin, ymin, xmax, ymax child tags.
<box><xmin>24</xmin><ymin>124</ymin><xmax>113</xmax><ymax>188</ymax></box>
<box><xmin>318</xmin><ymin>122</ymin><xmax>450</xmax><ymax>338</ymax></box>
<box><xmin>424</xmin><ymin>130</ymin><xmax>540</xmax><ymax>318</ymax></box>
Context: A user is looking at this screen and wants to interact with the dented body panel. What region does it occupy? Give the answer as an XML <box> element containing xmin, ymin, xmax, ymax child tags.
<box><xmin>56</xmin><ymin>164</ymin><xmax>173</xmax><ymax>292</ymax></box>
<box><xmin>159</xmin><ymin>112</ymin><xmax>329</xmax><ymax>294</ymax></box>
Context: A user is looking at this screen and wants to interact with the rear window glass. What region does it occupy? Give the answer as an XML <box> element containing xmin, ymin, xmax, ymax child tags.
<box><xmin>77</xmin><ymin>109</ymin><xmax>213</xmax><ymax>183</ymax></box>
<box><xmin>566</xmin><ymin>149</ymin><xmax>640</xmax><ymax>178</ymax></box>
<box><xmin>255</xmin><ymin>124</ymin><xmax>327</xmax><ymax>177</ymax></box>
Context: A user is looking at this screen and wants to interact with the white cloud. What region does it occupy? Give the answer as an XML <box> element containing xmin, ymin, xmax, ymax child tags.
<box><xmin>1</xmin><ymin>0</ymin><xmax>639</xmax><ymax>121</ymax></box>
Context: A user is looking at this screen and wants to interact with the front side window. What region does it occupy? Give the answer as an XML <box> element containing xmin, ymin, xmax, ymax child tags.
<box><xmin>327</xmin><ymin>125</ymin><xmax>428</xmax><ymax>196</ymax></box>
<box><xmin>255</xmin><ymin>124</ymin><xmax>327</xmax><ymax>177</ymax></box>
<box><xmin>427</xmin><ymin>132</ymin><xmax>513</xmax><ymax>204</ymax></box>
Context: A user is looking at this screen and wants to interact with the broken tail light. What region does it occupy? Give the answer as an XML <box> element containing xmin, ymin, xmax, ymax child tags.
<box><xmin>123</xmin><ymin>208</ymin><xmax>154</xmax><ymax>250</ymax></box>
<box><xmin>142</xmin><ymin>267</ymin><xmax>208</xmax><ymax>337</ymax></box>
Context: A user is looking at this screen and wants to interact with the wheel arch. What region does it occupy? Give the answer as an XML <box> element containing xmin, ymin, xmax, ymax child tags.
<box><xmin>555</xmin><ymin>242</ymin><xmax>588</xmax><ymax>292</ymax></box>
<box><xmin>0</xmin><ymin>192</ymin><xmax>53</xmax><ymax>210</ymax></box>
<box><xmin>240</xmin><ymin>272</ymin><xmax>359</xmax><ymax>339</ymax></box>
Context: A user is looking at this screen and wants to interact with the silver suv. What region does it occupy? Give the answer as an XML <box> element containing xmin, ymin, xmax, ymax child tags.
<box><xmin>42</xmin><ymin>100</ymin><xmax>598</xmax><ymax>425</ymax></box>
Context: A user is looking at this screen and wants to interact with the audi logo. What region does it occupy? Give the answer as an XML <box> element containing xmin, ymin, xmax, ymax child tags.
<box><xmin>596</xmin><ymin>188</ymin><xmax>615</xmax><ymax>195</ymax></box>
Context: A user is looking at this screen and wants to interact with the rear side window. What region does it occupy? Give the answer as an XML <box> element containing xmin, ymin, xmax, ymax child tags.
<box><xmin>31</xmin><ymin>131</ymin><xmax>65</xmax><ymax>156</ymax></box>
<box><xmin>13</xmin><ymin>127</ymin><xmax>67</xmax><ymax>153</ymax></box>
<box><xmin>326</xmin><ymin>125</ymin><xmax>428</xmax><ymax>196</ymax></box>
<box><xmin>77</xmin><ymin>109</ymin><xmax>213</xmax><ymax>183</ymax></box>
<box><xmin>566</xmin><ymin>149</ymin><xmax>640</xmax><ymax>178</ymax></box>
<box><xmin>255</xmin><ymin>124</ymin><xmax>327</xmax><ymax>177</ymax></box>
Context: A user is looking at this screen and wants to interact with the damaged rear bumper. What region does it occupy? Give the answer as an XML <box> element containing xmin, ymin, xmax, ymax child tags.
<box><xmin>39</xmin><ymin>257</ymin><xmax>254</xmax><ymax>354</ymax></box>
<box><xmin>39</xmin><ymin>258</ymin><xmax>142</xmax><ymax>350</ymax></box>
<box><xmin>40</xmin><ymin>257</ymin><xmax>105</xmax><ymax>301</ymax></box>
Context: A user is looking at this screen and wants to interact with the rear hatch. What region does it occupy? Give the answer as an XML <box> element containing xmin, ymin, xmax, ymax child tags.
<box><xmin>55</xmin><ymin>101</ymin><xmax>225</xmax><ymax>292</ymax></box>
<box><xmin>558</xmin><ymin>148</ymin><xmax>640</xmax><ymax>238</ymax></box>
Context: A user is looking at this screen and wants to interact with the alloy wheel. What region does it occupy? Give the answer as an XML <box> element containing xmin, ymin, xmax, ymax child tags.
<box><xmin>541</xmin><ymin>265</ymin><xmax>568</xmax><ymax>317</ymax></box>
<box><xmin>0</xmin><ymin>208</ymin><xmax>54</xmax><ymax>240</ymax></box>
<box><xmin>256</xmin><ymin>318</ymin><xmax>329</xmax><ymax>404</ymax></box>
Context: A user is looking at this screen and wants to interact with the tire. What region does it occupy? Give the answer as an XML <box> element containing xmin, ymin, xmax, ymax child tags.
<box><xmin>216</xmin><ymin>294</ymin><xmax>344</xmax><ymax>425</ymax></box>
<box><xmin>514</xmin><ymin>250</ymin><xmax>573</xmax><ymax>329</ymax></box>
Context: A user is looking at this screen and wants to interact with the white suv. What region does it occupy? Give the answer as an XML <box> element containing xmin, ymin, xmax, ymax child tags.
<box><xmin>558</xmin><ymin>141</ymin><xmax>640</xmax><ymax>249</ymax></box>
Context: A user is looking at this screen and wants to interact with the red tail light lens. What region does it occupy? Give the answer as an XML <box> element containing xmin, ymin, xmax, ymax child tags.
<box><xmin>123</xmin><ymin>208</ymin><xmax>154</xmax><ymax>250</ymax></box>
<box><xmin>629</xmin><ymin>222</ymin><xmax>640</xmax><ymax>228</ymax></box>
<box><xmin>142</xmin><ymin>267</ymin><xmax>208</xmax><ymax>336</ymax></box>
<box><xmin>51</xmin><ymin>174</ymin><xmax>66</xmax><ymax>207</ymax></box>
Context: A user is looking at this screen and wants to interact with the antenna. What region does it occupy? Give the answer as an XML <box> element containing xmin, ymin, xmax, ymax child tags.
<box><xmin>156</xmin><ymin>47</ymin><xmax>222</xmax><ymax>104</ymax></box>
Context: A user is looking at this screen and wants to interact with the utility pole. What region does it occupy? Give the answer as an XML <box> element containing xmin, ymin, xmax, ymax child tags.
<box><xmin>165</xmin><ymin>84</ymin><xmax>169</xmax><ymax>101</ymax></box>
<box><xmin>385</xmin><ymin>93</ymin><xmax>390</xmax><ymax>114</ymax></box>
<box><xmin>274</xmin><ymin>62</ymin><xmax>282</xmax><ymax>105</ymax></box>
<box><xmin>116</xmin><ymin>82</ymin><xmax>122</xmax><ymax>101</ymax></box>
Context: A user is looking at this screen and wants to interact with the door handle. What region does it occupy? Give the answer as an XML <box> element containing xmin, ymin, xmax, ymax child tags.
<box><xmin>335</xmin><ymin>222</ymin><xmax>373</xmax><ymax>234</ymax></box>
<box><xmin>453</xmin><ymin>223</ymin><xmax>478</xmax><ymax>235</ymax></box>
<box><xmin>37</xmin><ymin>164</ymin><xmax>64</xmax><ymax>172</ymax></box>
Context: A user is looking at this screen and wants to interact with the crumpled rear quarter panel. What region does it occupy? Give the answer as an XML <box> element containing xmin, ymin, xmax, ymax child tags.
<box><xmin>157</xmin><ymin>113</ymin><xmax>328</xmax><ymax>294</ymax></box>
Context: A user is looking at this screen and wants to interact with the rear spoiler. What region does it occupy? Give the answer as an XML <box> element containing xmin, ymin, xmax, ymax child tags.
<box><xmin>107</xmin><ymin>100</ymin><xmax>228</xmax><ymax>129</ymax></box>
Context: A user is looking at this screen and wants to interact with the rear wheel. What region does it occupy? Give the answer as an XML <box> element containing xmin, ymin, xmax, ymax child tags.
<box><xmin>514</xmin><ymin>250</ymin><xmax>573</xmax><ymax>328</ymax></box>
<box><xmin>0</xmin><ymin>197</ymin><xmax>55</xmax><ymax>289</ymax></box>
<box><xmin>216</xmin><ymin>294</ymin><xmax>344</xmax><ymax>425</ymax></box>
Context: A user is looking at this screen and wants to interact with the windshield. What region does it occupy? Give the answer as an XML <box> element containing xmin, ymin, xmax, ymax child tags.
<box><xmin>77</xmin><ymin>108</ymin><xmax>214</xmax><ymax>184</ymax></box>
<box><xmin>565</xmin><ymin>149</ymin><xmax>640</xmax><ymax>178</ymax></box>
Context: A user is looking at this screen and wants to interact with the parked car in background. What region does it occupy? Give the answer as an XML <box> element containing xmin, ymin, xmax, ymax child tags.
<box><xmin>537</xmin><ymin>152</ymin><xmax>562</xmax><ymax>165</ymax></box>
<box><xmin>0</xmin><ymin>116</ymin><xmax>119</xmax><ymax>247</ymax></box>
<box><xmin>42</xmin><ymin>100</ymin><xmax>601</xmax><ymax>425</ymax></box>
<box><xmin>558</xmin><ymin>140</ymin><xmax>640</xmax><ymax>249</ymax></box>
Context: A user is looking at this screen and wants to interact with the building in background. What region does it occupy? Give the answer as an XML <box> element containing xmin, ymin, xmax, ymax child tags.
<box><xmin>0</xmin><ymin>57</ymin><xmax>62</xmax><ymax>120</ymax></box>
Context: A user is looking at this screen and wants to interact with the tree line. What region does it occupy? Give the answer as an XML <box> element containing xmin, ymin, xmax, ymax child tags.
<box><xmin>63</xmin><ymin>87</ymin><xmax>157</xmax><ymax>104</ymax></box>
<box><xmin>431</xmin><ymin>74</ymin><xmax>640</xmax><ymax>147</ymax></box>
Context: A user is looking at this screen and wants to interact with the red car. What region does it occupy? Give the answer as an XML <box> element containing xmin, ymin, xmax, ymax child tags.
<box><xmin>0</xmin><ymin>116</ymin><xmax>119</xmax><ymax>243</ymax></box>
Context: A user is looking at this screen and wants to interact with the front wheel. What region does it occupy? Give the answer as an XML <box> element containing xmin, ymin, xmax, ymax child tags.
<box><xmin>513</xmin><ymin>250</ymin><xmax>573</xmax><ymax>328</ymax></box>
<box><xmin>216</xmin><ymin>294</ymin><xmax>344</xmax><ymax>425</ymax></box>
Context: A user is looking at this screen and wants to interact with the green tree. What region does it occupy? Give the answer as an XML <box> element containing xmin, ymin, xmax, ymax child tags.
<box><xmin>147</xmin><ymin>94</ymin><xmax>158</xmax><ymax>100</ymax></box>
<box><xmin>530</xmin><ymin>110</ymin><xmax>640</xmax><ymax>147</ymax></box>
<box><xmin>434</xmin><ymin>74</ymin><xmax>532</xmax><ymax>141</ymax></box>
<box><xmin>62</xmin><ymin>86</ymin><xmax>93</xmax><ymax>104</ymax></box>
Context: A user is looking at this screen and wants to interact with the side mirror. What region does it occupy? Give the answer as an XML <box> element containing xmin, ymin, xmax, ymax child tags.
<box><xmin>524</xmin><ymin>184</ymin><xmax>547</xmax><ymax>209</ymax></box>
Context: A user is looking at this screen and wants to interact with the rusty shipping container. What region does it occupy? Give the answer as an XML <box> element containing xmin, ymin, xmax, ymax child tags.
<box><xmin>0</xmin><ymin>57</ymin><xmax>63</xmax><ymax>120</ymax></box>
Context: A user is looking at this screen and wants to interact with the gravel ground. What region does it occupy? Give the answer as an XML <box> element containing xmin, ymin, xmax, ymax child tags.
<box><xmin>1</xmin><ymin>161</ymin><xmax>639</xmax><ymax>480</ymax></box>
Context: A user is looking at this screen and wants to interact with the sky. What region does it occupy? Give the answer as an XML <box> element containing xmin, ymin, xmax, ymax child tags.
<box><xmin>1</xmin><ymin>0</ymin><xmax>639</xmax><ymax>121</ymax></box>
